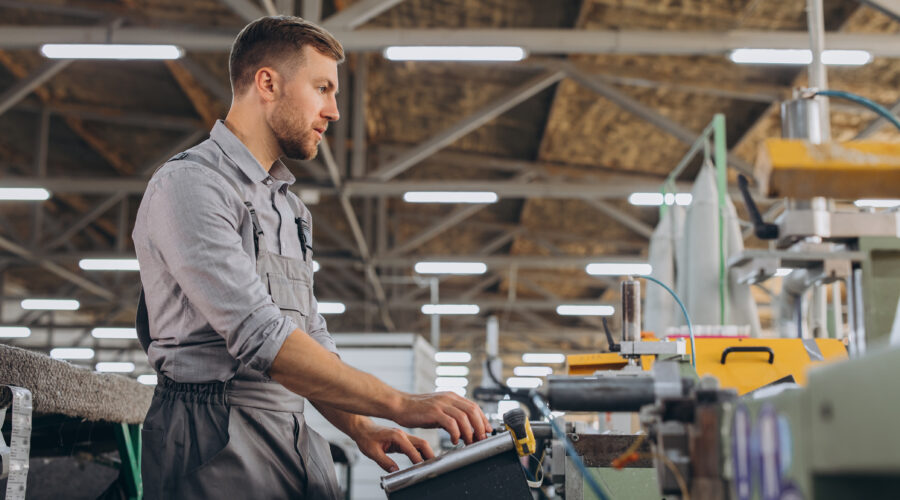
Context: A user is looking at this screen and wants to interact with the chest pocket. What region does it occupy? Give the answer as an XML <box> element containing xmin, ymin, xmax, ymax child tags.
<box><xmin>267</xmin><ymin>273</ymin><xmax>312</xmax><ymax>329</ymax></box>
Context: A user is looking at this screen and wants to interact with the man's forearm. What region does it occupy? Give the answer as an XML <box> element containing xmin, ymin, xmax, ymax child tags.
<box><xmin>310</xmin><ymin>400</ymin><xmax>373</xmax><ymax>440</ymax></box>
<box><xmin>269</xmin><ymin>329</ymin><xmax>406</xmax><ymax>419</ymax></box>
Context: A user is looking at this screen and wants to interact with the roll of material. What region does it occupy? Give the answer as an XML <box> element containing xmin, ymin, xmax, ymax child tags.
<box><xmin>0</xmin><ymin>386</ymin><xmax>33</xmax><ymax>500</ymax></box>
<box><xmin>544</xmin><ymin>375</ymin><xmax>656</xmax><ymax>412</ymax></box>
<box><xmin>621</xmin><ymin>280</ymin><xmax>641</xmax><ymax>343</ymax></box>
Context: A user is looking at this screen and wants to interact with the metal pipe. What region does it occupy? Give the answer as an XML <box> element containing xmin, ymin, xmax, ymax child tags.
<box><xmin>806</xmin><ymin>0</ymin><xmax>832</xmax><ymax>141</ymax></box>
<box><xmin>621</xmin><ymin>279</ymin><xmax>641</xmax><ymax>343</ymax></box>
<box><xmin>542</xmin><ymin>375</ymin><xmax>657</xmax><ymax>412</ymax></box>
<box><xmin>430</xmin><ymin>277</ymin><xmax>440</xmax><ymax>349</ymax></box>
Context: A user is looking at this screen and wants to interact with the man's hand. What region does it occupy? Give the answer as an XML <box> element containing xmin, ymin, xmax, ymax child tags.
<box><xmin>391</xmin><ymin>391</ymin><xmax>492</xmax><ymax>445</ymax></box>
<box><xmin>351</xmin><ymin>421</ymin><xmax>435</xmax><ymax>473</ymax></box>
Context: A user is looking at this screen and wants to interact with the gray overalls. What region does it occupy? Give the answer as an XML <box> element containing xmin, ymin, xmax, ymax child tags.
<box><xmin>136</xmin><ymin>151</ymin><xmax>341</xmax><ymax>499</ymax></box>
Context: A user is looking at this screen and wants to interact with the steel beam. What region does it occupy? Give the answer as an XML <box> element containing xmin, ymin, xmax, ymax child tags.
<box><xmin>322</xmin><ymin>0</ymin><xmax>405</xmax><ymax>29</ymax></box>
<box><xmin>860</xmin><ymin>0</ymin><xmax>900</xmax><ymax>23</ymax></box>
<box><xmin>0</xmin><ymin>235</ymin><xmax>115</xmax><ymax>301</ymax></box>
<box><xmin>350</xmin><ymin>55</ymin><xmax>367</xmax><ymax>178</ymax></box>
<box><xmin>383</xmin><ymin>204</ymin><xmax>488</xmax><ymax>257</ymax></box>
<box><xmin>583</xmin><ymin>199</ymin><xmax>653</xmax><ymax>239</ymax></box>
<box><xmin>854</xmin><ymin>97</ymin><xmax>900</xmax><ymax>139</ymax></box>
<box><xmin>15</xmin><ymin>102</ymin><xmax>201</xmax><ymax>131</ymax></box>
<box><xmin>559</xmin><ymin>61</ymin><xmax>755</xmax><ymax>177</ymax></box>
<box><xmin>0</xmin><ymin>59</ymin><xmax>72</xmax><ymax>117</ymax></box>
<box><xmin>177</xmin><ymin>57</ymin><xmax>231</xmax><ymax>102</ymax></box>
<box><xmin>367</xmin><ymin>70</ymin><xmax>565</xmax><ymax>181</ymax></box>
<box><xmin>4</xmin><ymin>27</ymin><xmax>900</xmax><ymax>56</ymax></box>
<box><xmin>320</xmin><ymin>138</ymin><xmax>396</xmax><ymax>330</ymax></box>
<box><xmin>219</xmin><ymin>0</ymin><xmax>265</xmax><ymax>22</ymax></box>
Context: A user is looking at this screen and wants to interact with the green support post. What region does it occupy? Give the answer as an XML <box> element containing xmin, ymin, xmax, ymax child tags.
<box><xmin>114</xmin><ymin>422</ymin><xmax>143</xmax><ymax>500</ymax></box>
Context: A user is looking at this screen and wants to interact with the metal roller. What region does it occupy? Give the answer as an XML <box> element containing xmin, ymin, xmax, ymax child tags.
<box><xmin>541</xmin><ymin>375</ymin><xmax>657</xmax><ymax>412</ymax></box>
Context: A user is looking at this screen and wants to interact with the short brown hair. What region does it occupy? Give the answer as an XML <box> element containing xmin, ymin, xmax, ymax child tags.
<box><xmin>229</xmin><ymin>16</ymin><xmax>344</xmax><ymax>96</ymax></box>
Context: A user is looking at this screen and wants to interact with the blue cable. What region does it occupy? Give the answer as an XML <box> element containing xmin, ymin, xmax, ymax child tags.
<box><xmin>639</xmin><ymin>274</ymin><xmax>696</xmax><ymax>368</ymax></box>
<box><xmin>531</xmin><ymin>393</ymin><xmax>611</xmax><ymax>500</ymax></box>
<box><xmin>814</xmin><ymin>90</ymin><xmax>900</xmax><ymax>133</ymax></box>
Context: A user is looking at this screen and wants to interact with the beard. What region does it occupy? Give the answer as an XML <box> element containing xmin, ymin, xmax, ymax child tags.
<box><xmin>269</xmin><ymin>105</ymin><xmax>319</xmax><ymax>161</ymax></box>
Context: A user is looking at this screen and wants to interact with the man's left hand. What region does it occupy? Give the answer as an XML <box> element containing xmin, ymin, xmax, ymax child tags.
<box><xmin>352</xmin><ymin>422</ymin><xmax>435</xmax><ymax>473</ymax></box>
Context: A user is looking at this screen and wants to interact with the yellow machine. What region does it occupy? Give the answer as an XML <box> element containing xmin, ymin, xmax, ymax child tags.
<box><xmin>568</xmin><ymin>337</ymin><xmax>847</xmax><ymax>395</ymax></box>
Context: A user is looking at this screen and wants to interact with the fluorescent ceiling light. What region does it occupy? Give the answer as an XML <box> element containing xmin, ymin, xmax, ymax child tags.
<box><xmin>137</xmin><ymin>374</ymin><xmax>157</xmax><ymax>385</ymax></box>
<box><xmin>50</xmin><ymin>347</ymin><xmax>94</xmax><ymax>360</ymax></box>
<box><xmin>513</xmin><ymin>366</ymin><xmax>553</xmax><ymax>377</ymax></box>
<box><xmin>318</xmin><ymin>302</ymin><xmax>346</xmax><ymax>314</ymax></box>
<box><xmin>436</xmin><ymin>365</ymin><xmax>470</xmax><ymax>376</ymax></box>
<box><xmin>855</xmin><ymin>199</ymin><xmax>900</xmax><ymax>209</ymax></box>
<box><xmin>95</xmin><ymin>362</ymin><xmax>135</xmax><ymax>373</ymax></box>
<box><xmin>556</xmin><ymin>305</ymin><xmax>615</xmax><ymax>316</ymax></box>
<box><xmin>41</xmin><ymin>43</ymin><xmax>184</xmax><ymax>60</ymax></box>
<box><xmin>21</xmin><ymin>298</ymin><xmax>80</xmax><ymax>310</ymax></box>
<box><xmin>434</xmin><ymin>386</ymin><xmax>466</xmax><ymax>397</ymax></box>
<box><xmin>435</xmin><ymin>351</ymin><xmax>472</xmax><ymax>363</ymax></box>
<box><xmin>497</xmin><ymin>400</ymin><xmax>520</xmax><ymax>415</ymax></box>
<box><xmin>78</xmin><ymin>258</ymin><xmax>140</xmax><ymax>271</ymax></box>
<box><xmin>414</xmin><ymin>261</ymin><xmax>488</xmax><ymax>275</ymax></box>
<box><xmin>774</xmin><ymin>268</ymin><xmax>794</xmax><ymax>277</ymax></box>
<box><xmin>729</xmin><ymin>48</ymin><xmax>872</xmax><ymax>66</ymax></box>
<box><xmin>384</xmin><ymin>46</ymin><xmax>526</xmax><ymax>62</ymax></box>
<box><xmin>421</xmin><ymin>304</ymin><xmax>480</xmax><ymax>315</ymax></box>
<box><xmin>506</xmin><ymin>377</ymin><xmax>543</xmax><ymax>389</ymax></box>
<box><xmin>522</xmin><ymin>353</ymin><xmax>566</xmax><ymax>364</ymax></box>
<box><xmin>403</xmin><ymin>191</ymin><xmax>498</xmax><ymax>204</ymax></box>
<box><xmin>91</xmin><ymin>327</ymin><xmax>137</xmax><ymax>339</ymax></box>
<box><xmin>0</xmin><ymin>188</ymin><xmax>50</xmax><ymax>201</ymax></box>
<box><xmin>434</xmin><ymin>377</ymin><xmax>468</xmax><ymax>388</ymax></box>
<box><xmin>0</xmin><ymin>326</ymin><xmax>31</xmax><ymax>338</ymax></box>
<box><xmin>585</xmin><ymin>263</ymin><xmax>653</xmax><ymax>276</ymax></box>
<box><xmin>313</xmin><ymin>260</ymin><xmax>320</xmax><ymax>272</ymax></box>
<box><xmin>628</xmin><ymin>192</ymin><xmax>692</xmax><ymax>206</ymax></box>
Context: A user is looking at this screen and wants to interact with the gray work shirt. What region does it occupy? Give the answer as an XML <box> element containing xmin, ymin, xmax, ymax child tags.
<box><xmin>133</xmin><ymin>120</ymin><xmax>336</xmax><ymax>383</ymax></box>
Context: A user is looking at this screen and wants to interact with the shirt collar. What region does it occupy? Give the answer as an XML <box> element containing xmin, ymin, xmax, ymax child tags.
<box><xmin>210</xmin><ymin>120</ymin><xmax>295</xmax><ymax>186</ymax></box>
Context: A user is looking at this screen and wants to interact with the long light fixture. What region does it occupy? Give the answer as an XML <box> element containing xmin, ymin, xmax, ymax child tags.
<box><xmin>21</xmin><ymin>299</ymin><xmax>80</xmax><ymax>311</ymax></box>
<box><xmin>0</xmin><ymin>188</ymin><xmax>50</xmax><ymax>201</ymax></box>
<box><xmin>774</xmin><ymin>268</ymin><xmax>794</xmax><ymax>277</ymax></box>
<box><xmin>729</xmin><ymin>48</ymin><xmax>872</xmax><ymax>66</ymax></box>
<box><xmin>91</xmin><ymin>327</ymin><xmax>137</xmax><ymax>339</ymax></box>
<box><xmin>436</xmin><ymin>365</ymin><xmax>470</xmax><ymax>376</ymax></box>
<box><xmin>312</xmin><ymin>260</ymin><xmax>320</xmax><ymax>272</ymax></box>
<box><xmin>384</xmin><ymin>46</ymin><xmax>526</xmax><ymax>62</ymax></box>
<box><xmin>0</xmin><ymin>326</ymin><xmax>31</xmax><ymax>338</ymax></box>
<box><xmin>79</xmin><ymin>259</ymin><xmax>140</xmax><ymax>271</ymax></box>
<box><xmin>137</xmin><ymin>374</ymin><xmax>157</xmax><ymax>385</ymax></box>
<box><xmin>435</xmin><ymin>351</ymin><xmax>472</xmax><ymax>363</ymax></box>
<box><xmin>434</xmin><ymin>386</ymin><xmax>466</xmax><ymax>397</ymax></box>
<box><xmin>41</xmin><ymin>43</ymin><xmax>184</xmax><ymax>60</ymax></box>
<box><xmin>50</xmin><ymin>347</ymin><xmax>95</xmax><ymax>360</ymax></box>
<box><xmin>318</xmin><ymin>302</ymin><xmax>346</xmax><ymax>314</ymax></box>
<box><xmin>522</xmin><ymin>353</ymin><xmax>566</xmax><ymax>364</ymax></box>
<box><xmin>414</xmin><ymin>261</ymin><xmax>488</xmax><ymax>275</ymax></box>
<box><xmin>95</xmin><ymin>362</ymin><xmax>135</xmax><ymax>373</ymax></box>
<box><xmin>628</xmin><ymin>192</ymin><xmax>692</xmax><ymax>206</ymax></box>
<box><xmin>403</xmin><ymin>191</ymin><xmax>498</xmax><ymax>204</ymax></box>
<box><xmin>506</xmin><ymin>377</ymin><xmax>543</xmax><ymax>389</ymax></box>
<box><xmin>585</xmin><ymin>263</ymin><xmax>653</xmax><ymax>276</ymax></box>
<box><xmin>855</xmin><ymin>199</ymin><xmax>900</xmax><ymax>209</ymax></box>
<box><xmin>421</xmin><ymin>304</ymin><xmax>480</xmax><ymax>315</ymax></box>
<box><xmin>434</xmin><ymin>377</ymin><xmax>468</xmax><ymax>388</ymax></box>
<box><xmin>513</xmin><ymin>366</ymin><xmax>553</xmax><ymax>377</ymax></box>
<box><xmin>556</xmin><ymin>305</ymin><xmax>615</xmax><ymax>316</ymax></box>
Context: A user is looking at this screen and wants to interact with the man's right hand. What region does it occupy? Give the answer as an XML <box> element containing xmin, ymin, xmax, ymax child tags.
<box><xmin>391</xmin><ymin>391</ymin><xmax>492</xmax><ymax>445</ymax></box>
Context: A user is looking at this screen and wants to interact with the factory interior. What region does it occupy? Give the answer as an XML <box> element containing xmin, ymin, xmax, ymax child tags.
<box><xmin>1</xmin><ymin>0</ymin><xmax>900</xmax><ymax>499</ymax></box>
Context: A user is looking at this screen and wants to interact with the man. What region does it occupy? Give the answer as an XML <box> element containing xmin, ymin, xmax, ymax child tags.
<box><xmin>133</xmin><ymin>16</ymin><xmax>490</xmax><ymax>499</ymax></box>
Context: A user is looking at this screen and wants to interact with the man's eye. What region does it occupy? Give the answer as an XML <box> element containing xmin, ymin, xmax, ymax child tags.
<box><xmin>318</xmin><ymin>86</ymin><xmax>327</xmax><ymax>93</ymax></box>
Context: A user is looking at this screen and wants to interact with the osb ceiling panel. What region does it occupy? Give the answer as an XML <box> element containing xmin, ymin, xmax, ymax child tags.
<box><xmin>366</xmin><ymin>58</ymin><xmax>556</xmax><ymax>160</ymax></box>
<box><xmin>367</xmin><ymin>0</ymin><xmax>583</xmax><ymax>28</ymax></box>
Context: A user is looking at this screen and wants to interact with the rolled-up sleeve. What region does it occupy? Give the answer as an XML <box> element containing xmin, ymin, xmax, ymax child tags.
<box><xmin>144</xmin><ymin>164</ymin><xmax>293</xmax><ymax>375</ymax></box>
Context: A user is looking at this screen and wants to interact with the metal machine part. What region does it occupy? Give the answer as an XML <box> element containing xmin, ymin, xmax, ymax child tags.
<box><xmin>380</xmin><ymin>423</ymin><xmax>551</xmax><ymax>495</ymax></box>
<box><xmin>621</xmin><ymin>279</ymin><xmax>641</xmax><ymax>344</ymax></box>
<box><xmin>782</xmin><ymin>95</ymin><xmax>828</xmax><ymax>144</ymax></box>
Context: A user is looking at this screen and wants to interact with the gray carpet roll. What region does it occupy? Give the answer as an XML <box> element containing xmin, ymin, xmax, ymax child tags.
<box><xmin>0</xmin><ymin>344</ymin><xmax>152</xmax><ymax>424</ymax></box>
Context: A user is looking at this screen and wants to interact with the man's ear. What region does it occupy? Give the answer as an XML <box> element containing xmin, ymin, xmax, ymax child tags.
<box><xmin>254</xmin><ymin>67</ymin><xmax>280</xmax><ymax>102</ymax></box>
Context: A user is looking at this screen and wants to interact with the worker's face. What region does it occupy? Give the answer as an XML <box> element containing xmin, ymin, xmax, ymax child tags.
<box><xmin>268</xmin><ymin>45</ymin><xmax>340</xmax><ymax>161</ymax></box>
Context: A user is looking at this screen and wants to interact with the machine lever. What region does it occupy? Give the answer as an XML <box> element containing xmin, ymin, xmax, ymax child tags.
<box><xmin>720</xmin><ymin>346</ymin><xmax>775</xmax><ymax>364</ymax></box>
<box><xmin>737</xmin><ymin>174</ymin><xmax>779</xmax><ymax>240</ymax></box>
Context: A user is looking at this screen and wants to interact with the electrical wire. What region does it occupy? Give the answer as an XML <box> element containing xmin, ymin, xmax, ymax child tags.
<box><xmin>639</xmin><ymin>274</ymin><xmax>696</xmax><ymax>368</ymax></box>
<box><xmin>643</xmin><ymin>452</ymin><xmax>690</xmax><ymax>500</ymax></box>
<box><xmin>531</xmin><ymin>393</ymin><xmax>611</xmax><ymax>500</ymax></box>
<box><xmin>814</xmin><ymin>89</ymin><xmax>900</xmax><ymax>132</ymax></box>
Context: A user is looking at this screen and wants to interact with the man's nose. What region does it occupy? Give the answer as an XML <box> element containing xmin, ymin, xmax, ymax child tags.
<box><xmin>323</xmin><ymin>96</ymin><xmax>339</xmax><ymax>122</ymax></box>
